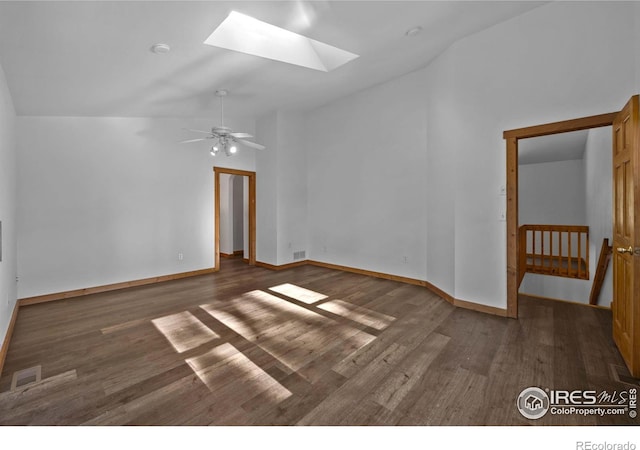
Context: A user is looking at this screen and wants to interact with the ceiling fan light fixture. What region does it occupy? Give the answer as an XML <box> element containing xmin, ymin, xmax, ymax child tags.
<box><xmin>210</xmin><ymin>141</ymin><xmax>220</xmax><ymax>156</ymax></box>
<box><xmin>180</xmin><ymin>89</ymin><xmax>265</xmax><ymax>155</ymax></box>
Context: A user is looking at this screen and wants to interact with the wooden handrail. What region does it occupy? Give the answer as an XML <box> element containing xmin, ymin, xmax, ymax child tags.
<box><xmin>520</xmin><ymin>224</ymin><xmax>590</xmax><ymax>232</ymax></box>
<box><xmin>589</xmin><ymin>238</ymin><xmax>612</xmax><ymax>305</ymax></box>
<box><xmin>519</xmin><ymin>224</ymin><xmax>589</xmax><ymax>282</ymax></box>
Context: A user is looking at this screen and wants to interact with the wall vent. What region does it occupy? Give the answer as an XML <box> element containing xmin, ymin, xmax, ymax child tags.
<box><xmin>11</xmin><ymin>365</ymin><xmax>42</xmax><ymax>391</ymax></box>
<box><xmin>293</xmin><ymin>250</ymin><xmax>306</xmax><ymax>260</ymax></box>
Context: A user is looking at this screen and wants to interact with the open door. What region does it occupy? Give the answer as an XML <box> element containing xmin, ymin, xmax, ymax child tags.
<box><xmin>612</xmin><ymin>95</ymin><xmax>640</xmax><ymax>377</ymax></box>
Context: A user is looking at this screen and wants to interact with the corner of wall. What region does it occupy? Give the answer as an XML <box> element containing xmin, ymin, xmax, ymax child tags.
<box><xmin>255</xmin><ymin>111</ymin><xmax>279</xmax><ymax>265</ymax></box>
<box><xmin>0</xmin><ymin>58</ymin><xmax>18</xmax><ymax>363</ymax></box>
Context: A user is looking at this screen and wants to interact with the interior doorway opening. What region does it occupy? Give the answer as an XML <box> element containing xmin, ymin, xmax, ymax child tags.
<box><xmin>219</xmin><ymin>174</ymin><xmax>248</xmax><ymax>261</ymax></box>
<box><xmin>506</xmin><ymin>96</ymin><xmax>640</xmax><ymax>378</ymax></box>
<box><xmin>214</xmin><ymin>167</ymin><xmax>256</xmax><ymax>270</ymax></box>
<box><xmin>517</xmin><ymin>127</ymin><xmax>613</xmax><ymax>308</ymax></box>
<box><xmin>503</xmin><ymin>112</ymin><xmax>618</xmax><ymax>318</ymax></box>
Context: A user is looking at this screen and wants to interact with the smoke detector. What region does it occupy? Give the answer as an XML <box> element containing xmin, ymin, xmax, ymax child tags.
<box><xmin>151</xmin><ymin>43</ymin><xmax>171</xmax><ymax>54</ymax></box>
<box><xmin>405</xmin><ymin>26</ymin><xmax>423</xmax><ymax>37</ymax></box>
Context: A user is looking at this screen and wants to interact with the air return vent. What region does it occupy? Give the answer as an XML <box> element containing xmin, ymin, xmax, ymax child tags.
<box><xmin>11</xmin><ymin>365</ymin><xmax>42</xmax><ymax>390</ymax></box>
<box><xmin>293</xmin><ymin>251</ymin><xmax>306</xmax><ymax>260</ymax></box>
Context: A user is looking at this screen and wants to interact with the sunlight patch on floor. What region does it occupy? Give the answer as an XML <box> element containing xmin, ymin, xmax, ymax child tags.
<box><xmin>268</xmin><ymin>283</ymin><xmax>328</xmax><ymax>304</ymax></box>
<box><xmin>318</xmin><ymin>299</ymin><xmax>395</xmax><ymax>330</ymax></box>
<box><xmin>152</xmin><ymin>311</ymin><xmax>219</xmax><ymax>353</ymax></box>
<box><xmin>200</xmin><ymin>290</ymin><xmax>360</xmax><ymax>372</ymax></box>
<box><xmin>200</xmin><ymin>289</ymin><xmax>331</xmax><ymax>341</ymax></box>
<box><xmin>185</xmin><ymin>343</ymin><xmax>291</xmax><ymax>404</ymax></box>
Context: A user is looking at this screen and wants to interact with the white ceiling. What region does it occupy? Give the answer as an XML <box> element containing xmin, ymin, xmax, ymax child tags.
<box><xmin>518</xmin><ymin>129</ymin><xmax>592</xmax><ymax>165</ymax></box>
<box><xmin>0</xmin><ymin>1</ymin><xmax>544</xmax><ymax>119</ymax></box>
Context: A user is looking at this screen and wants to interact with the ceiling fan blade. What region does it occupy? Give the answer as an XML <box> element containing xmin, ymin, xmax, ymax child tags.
<box><xmin>230</xmin><ymin>132</ymin><xmax>253</xmax><ymax>139</ymax></box>
<box><xmin>182</xmin><ymin>128</ymin><xmax>212</xmax><ymax>135</ymax></box>
<box><xmin>237</xmin><ymin>139</ymin><xmax>265</xmax><ymax>150</ymax></box>
<box><xmin>180</xmin><ymin>138</ymin><xmax>210</xmax><ymax>144</ymax></box>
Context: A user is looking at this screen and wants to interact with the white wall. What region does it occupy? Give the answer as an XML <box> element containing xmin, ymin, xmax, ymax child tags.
<box><xmin>424</xmin><ymin>49</ymin><xmax>456</xmax><ymax>296</ymax></box>
<box><xmin>584</xmin><ymin>127</ymin><xmax>613</xmax><ymax>306</ymax></box>
<box><xmin>219</xmin><ymin>173</ymin><xmax>245</xmax><ymax>255</ymax></box>
<box><xmin>232</xmin><ymin>175</ymin><xmax>244</xmax><ymax>252</ymax></box>
<box><xmin>255</xmin><ymin>112</ymin><xmax>278</xmax><ymax>264</ymax></box>
<box><xmin>0</xmin><ymin>60</ymin><xmax>17</xmax><ymax>349</ymax></box>
<box><xmin>520</xmin><ymin>274</ymin><xmax>591</xmax><ymax>304</ymax></box>
<box><xmin>255</xmin><ymin>110</ymin><xmax>309</xmax><ymax>266</ymax></box>
<box><xmin>219</xmin><ymin>173</ymin><xmax>233</xmax><ymax>255</ymax></box>
<box><xmin>17</xmin><ymin>116</ymin><xmax>255</xmax><ymax>298</ymax></box>
<box><xmin>277</xmin><ymin>111</ymin><xmax>308</xmax><ymax>265</ymax></box>
<box><xmin>303</xmin><ymin>1</ymin><xmax>635</xmax><ymax>309</ymax></box>
<box><xmin>519</xmin><ymin>159</ymin><xmax>586</xmax><ymax>226</ymax></box>
<box><xmin>448</xmin><ymin>1</ymin><xmax>633</xmax><ymax>307</ymax></box>
<box><xmin>243</xmin><ymin>176</ymin><xmax>249</xmax><ymax>258</ymax></box>
<box><xmin>306</xmin><ymin>69</ymin><xmax>428</xmax><ymax>280</ymax></box>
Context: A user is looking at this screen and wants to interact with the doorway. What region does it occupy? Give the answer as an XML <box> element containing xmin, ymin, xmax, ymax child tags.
<box><xmin>219</xmin><ymin>174</ymin><xmax>247</xmax><ymax>260</ymax></box>
<box><xmin>504</xmin><ymin>96</ymin><xmax>640</xmax><ymax>377</ymax></box>
<box><xmin>214</xmin><ymin>167</ymin><xmax>256</xmax><ymax>270</ymax></box>
<box><xmin>517</xmin><ymin>128</ymin><xmax>613</xmax><ymax>307</ymax></box>
<box><xmin>504</xmin><ymin>112</ymin><xmax>617</xmax><ymax>318</ymax></box>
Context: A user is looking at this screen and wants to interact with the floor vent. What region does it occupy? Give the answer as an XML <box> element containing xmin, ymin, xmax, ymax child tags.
<box><xmin>293</xmin><ymin>250</ymin><xmax>306</xmax><ymax>260</ymax></box>
<box><xmin>11</xmin><ymin>365</ymin><xmax>42</xmax><ymax>391</ymax></box>
<box><xmin>610</xmin><ymin>364</ymin><xmax>640</xmax><ymax>387</ymax></box>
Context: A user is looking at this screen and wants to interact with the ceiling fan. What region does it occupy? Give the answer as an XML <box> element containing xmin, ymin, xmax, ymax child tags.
<box><xmin>180</xmin><ymin>89</ymin><xmax>265</xmax><ymax>156</ymax></box>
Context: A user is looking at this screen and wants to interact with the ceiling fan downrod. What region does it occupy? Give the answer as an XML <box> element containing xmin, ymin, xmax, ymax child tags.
<box><xmin>215</xmin><ymin>89</ymin><xmax>228</xmax><ymax>127</ymax></box>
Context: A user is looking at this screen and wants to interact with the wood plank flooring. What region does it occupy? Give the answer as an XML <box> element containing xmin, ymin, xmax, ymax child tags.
<box><xmin>0</xmin><ymin>259</ymin><xmax>637</xmax><ymax>425</ymax></box>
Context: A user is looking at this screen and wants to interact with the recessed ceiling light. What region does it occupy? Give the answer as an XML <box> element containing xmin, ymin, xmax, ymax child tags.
<box><xmin>204</xmin><ymin>11</ymin><xmax>358</xmax><ymax>72</ymax></box>
<box><xmin>151</xmin><ymin>43</ymin><xmax>171</xmax><ymax>54</ymax></box>
<box><xmin>405</xmin><ymin>26</ymin><xmax>423</xmax><ymax>37</ymax></box>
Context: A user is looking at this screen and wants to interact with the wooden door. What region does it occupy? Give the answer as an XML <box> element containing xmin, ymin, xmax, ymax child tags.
<box><xmin>612</xmin><ymin>95</ymin><xmax>640</xmax><ymax>377</ymax></box>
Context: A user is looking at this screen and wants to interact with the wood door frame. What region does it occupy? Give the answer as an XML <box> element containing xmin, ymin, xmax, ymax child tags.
<box><xmin>503</xmin><ymin>112</ymin><xmax>618</xmax><ymax>318</ymax></box>
<box><xmin>214</xmin><ymin>167</ymin><xmax>256</xmax><ymax>270</ymax></box>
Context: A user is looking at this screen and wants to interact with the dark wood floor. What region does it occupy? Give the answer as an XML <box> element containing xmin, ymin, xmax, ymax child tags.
<box><xmin>0</xmin><ymin>258</ymin><xmax>637</xmax><ymax>425</ymax></box>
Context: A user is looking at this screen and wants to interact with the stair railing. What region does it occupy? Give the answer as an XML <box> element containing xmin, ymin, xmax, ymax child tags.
<box><xmin>518</xmin><ymin>225</ymin><xmax>590</xmax><ymax>285</ymax></box>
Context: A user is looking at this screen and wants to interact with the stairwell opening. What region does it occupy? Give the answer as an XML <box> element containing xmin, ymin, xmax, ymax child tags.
<box><xmin>517</xmin><ymin>127</ymin><xmax>613</xmax><ymax>307</ymax></box>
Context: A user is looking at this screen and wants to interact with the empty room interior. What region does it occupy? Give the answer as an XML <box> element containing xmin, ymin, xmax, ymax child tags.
<box><xmin>1</xmin><ymin>1</ymin><xmax>640</xmax><ymax>429</ymax></box>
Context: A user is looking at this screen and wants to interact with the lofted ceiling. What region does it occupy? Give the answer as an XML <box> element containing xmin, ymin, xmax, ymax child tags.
<box><xmin>0</xmin><ymin>1</ymin><xmax>544</xmax><ymax>119</ymax></box>
<box><xmin>518</xmin><ymin>130</ymin><xmax>595</xmax><ymax>166</ymax></box>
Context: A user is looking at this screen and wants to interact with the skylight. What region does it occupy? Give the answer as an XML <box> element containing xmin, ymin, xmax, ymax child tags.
<box><xmin>204</xmin><ymin>11</ymin><xmax>359</xmax><ymax>72</ymax></box>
